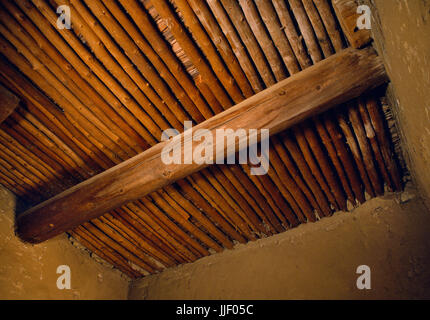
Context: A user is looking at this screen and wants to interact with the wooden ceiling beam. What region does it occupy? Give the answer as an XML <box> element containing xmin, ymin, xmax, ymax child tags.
<box><xmin>16</xmin><ymin>47</ymin><xmax>388</xmax><ymax>244</ymax></box>
<box><xmin>332</xmin><ymin>0</ymin><xmax>372</xmax><ymax>48</ymax></box>
<box><xmin>0</xmin><ymin>83</ymin><xmax>19</xmax><ymax>124</ymax></box>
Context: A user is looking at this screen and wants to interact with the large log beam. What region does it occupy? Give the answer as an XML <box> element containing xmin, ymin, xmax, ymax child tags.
<box><xmin>16</xmin><ymin>47</ymin><xmax>388</xmax><ymax>243</ymax></box>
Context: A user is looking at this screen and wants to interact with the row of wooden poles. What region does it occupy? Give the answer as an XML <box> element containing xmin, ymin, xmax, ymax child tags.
<box><xmin>0</xmin><ymin>0</ymin><xmax>402</xmax><ymax>278</ymax></box>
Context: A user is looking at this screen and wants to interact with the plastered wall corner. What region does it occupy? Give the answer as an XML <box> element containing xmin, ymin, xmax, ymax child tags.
<box><xmin>366</xmin><ymin>0</ymin><xmax>430</xmax><ymax>209</ymax></box>
<box><xmin>0</xmin><ymin>184</ymin><xmax>130</xmax><ymax>300</ymax></box>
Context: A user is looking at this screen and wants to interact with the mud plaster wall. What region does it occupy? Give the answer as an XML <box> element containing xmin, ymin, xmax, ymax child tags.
<box><xmin>0</xmin><ymin>185</ymin><xmax>129</xmax><ymax>299</ymax></box>
<box><xmin>129</xmin><ymin>188</ymin><xmax>430</xmax><ymax>299</ymax></box>
<box><xmin>368</xmin><ymin>0</ymin><xmax>430</xmax><ymax>209</ymax></box>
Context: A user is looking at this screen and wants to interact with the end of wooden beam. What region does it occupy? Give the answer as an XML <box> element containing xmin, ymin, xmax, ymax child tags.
<box><xmin>332</xmin><ymin>0</ymin><xmax>372</xmax><ymax>49</ymax></box>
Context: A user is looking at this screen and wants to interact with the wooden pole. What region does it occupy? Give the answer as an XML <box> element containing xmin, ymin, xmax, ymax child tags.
<box><xmin>302</xmin><ymin>0</ymin><xmax>334</xmax><ymax>57</ymax></box>
<box><xmin>289</xmin><ymin>0</ymin><xmax>323</xmax><ymax>63</ymax></box>
<box><xmin>16</xmin><ymin>47</ymin><xmax>387</xmax><ymax>243</ymax></box>
<box><xmin>301</xmin><ymin>121</ymin><xmax>348</xmax><ymax>210</ymax></box>
<box><xmin>0</xmin><ymin>83</ymin><xmax>19</xmax><ymax>124</ymax></box>
<box><xmin>217</xmin><ymin>0</ymin><xmax>276</xmax><ymax>87</ymax></box>
<box><xmin>187</xmin><ymin>0</ymin><xmax>254</xmax><ymax>98</ymax></box>
<box><xmin>240</xmin><ymin>0</ymin><xmax>289</xmax><ymax>81</ymax></box>
<box><xmin>357</xmin><ymin>98</ymin><xmax>393</xmax><ymax>191</ymax></box>
<box><xmin>151</xmin><ymin>0</ymin><xmax>233</xmax><ymax>107</ymax></box>
<box><xmin>272</xmin><ymin>0</ymin><xmax>312</xmax><ymax>69</ymax></box>
<box><xmin>349</xmin><ymin>100</ymin><xmax>384</xmax><ymax>195</ymax></box>
<box><xmin>206</xmin><ymin>0</ymin><xmax>264</xmax><ymax>93</ymax></box>
<box><xmin>323</xmin><ymin>113</ymin><xmax>366</xmax><ymax>203</ymax></box>
<box><xmin>337</xmin><ymin>108</ymin><xmax>376</xmax><ymax>197</ymax></box>
<box><xmin>313</xmin><ymin>0</ymin><xmax>344</xmax><ymax>51</ymax></box>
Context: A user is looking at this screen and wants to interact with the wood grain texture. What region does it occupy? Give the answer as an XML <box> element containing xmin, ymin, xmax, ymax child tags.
<box><xmin>332</xmin><ymin>0</ymin><xmax>372</xmax><ymax>48</ymax></box>
<box><xmin>16</xmin><ymin>47</ymin><xmax>387</xmax><ymax>244</ymax></box>
<box><xmin>0</xmin><ymin>83</ymin><xmax>19</xmax><ymax>123</ymax></box>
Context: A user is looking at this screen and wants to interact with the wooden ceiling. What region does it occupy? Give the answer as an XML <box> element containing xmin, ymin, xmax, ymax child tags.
<box><xmin>0</xmin><ymin>0</ymin><xmax>402</xmax><ymax>278</ymax></box>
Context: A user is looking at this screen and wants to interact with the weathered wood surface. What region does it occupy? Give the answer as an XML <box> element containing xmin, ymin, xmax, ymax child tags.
<box><xmin>332</xmin><ymin>0</ymin><xmax>372</xmax><ymax>48</ymax></box>
<box><xmin>0</xmin><ymin>83</ymin><xmax>19</xmax><ymax>123</ymax></box>
<box><xmin>16</xmin><ymin>47</ymin><xmax>388</xmax><ymax>243</ymax></box>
